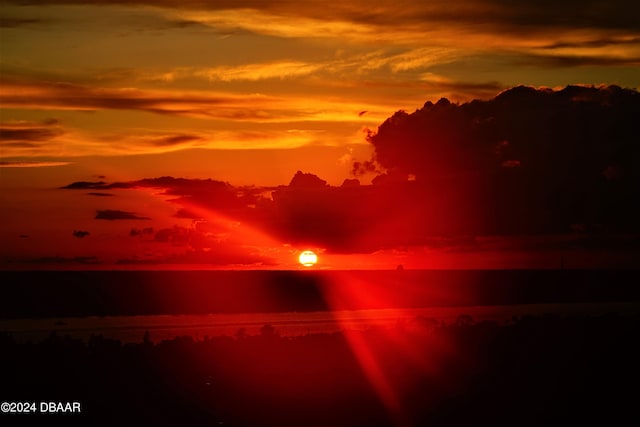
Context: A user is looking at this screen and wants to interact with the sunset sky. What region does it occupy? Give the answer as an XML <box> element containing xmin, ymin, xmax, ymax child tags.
<box><xmin>1</xmin><ymin>0</ymin><xmax>639</xmax><ymax>269</ymax></box>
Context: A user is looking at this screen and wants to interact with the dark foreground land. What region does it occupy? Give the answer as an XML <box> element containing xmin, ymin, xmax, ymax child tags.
<box><xmin>1</xmin><ymin>269</ymin><xmax>639</xmax><ymax>426</ymax></box>
<box><xmin>1</xmin><ymin>269</ymin><xmax>640</xmax><ymax>317</ymax></box>
<box><xmin>1</xmin><ymin>313</ymin><xmax>639</xmax><ymax>426</ymax></box>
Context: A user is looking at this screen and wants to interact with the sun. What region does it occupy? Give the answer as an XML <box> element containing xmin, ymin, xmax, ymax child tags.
<box><xmin>298</xmin><ymin>250</ymin><xmax>318</xmax><ymax>267</ymax></box>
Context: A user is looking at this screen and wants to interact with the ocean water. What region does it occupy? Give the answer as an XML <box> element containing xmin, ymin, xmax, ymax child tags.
<box><xmin>3</xmin><ymin>302</ymin><xmax>640</xmax><ymax>343</ymax></box>
<box><xmin>2</xmin><ymin>269</ymin><xmax>639</xmax><ymax>342</ymax></box>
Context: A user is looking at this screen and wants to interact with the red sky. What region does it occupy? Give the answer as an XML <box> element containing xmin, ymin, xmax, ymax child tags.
<box><xmin>1</xmin><ymin>0</ymin><xmax>639</xmax><ymax>269</ymax></box>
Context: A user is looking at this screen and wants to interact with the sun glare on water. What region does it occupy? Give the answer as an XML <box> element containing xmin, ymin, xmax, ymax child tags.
<box><xmin>298</xmin><ymin>250</ymin><xmax>318</xmax><ymax>267</ymax></box>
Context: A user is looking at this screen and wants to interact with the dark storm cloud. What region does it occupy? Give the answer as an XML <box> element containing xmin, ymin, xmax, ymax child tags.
<box><xmin>59</xmin><ymin>83</ymin><xmax>639</xmax><ymax>253</ymax></box>
<box><xmin>55</xmin><ymin>85</ymin><xmax>640</xmax><ymax>251</ymax></box>
<box><xmin>367</xmin><ymin>85</ymin><xmax>640</xmax><ymax>177</ymax></box>
<box><xmin>363</xmin><ymin>85</ymin><xmax>640</xmax><ymax>235</ymax></box>
<box><xmin>268</xmin><ymin>86</ymin><xmax>640</xmax><ymax>249</ymax></box>
<box><xmin>72</xmin><ymin>230</ymin><xmax>90</xmax><ymax>238</ymax></box>
<box><xmin>95</xmin><ymin>210</ymin><xmax>151</xmax><ymax>220</ymax></box>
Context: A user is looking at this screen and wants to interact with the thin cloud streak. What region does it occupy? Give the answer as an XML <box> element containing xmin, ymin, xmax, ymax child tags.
<box><xmin>198</xmin><ymin>61</ymin><xmax>324</xmax><ymax>82</ymax></box>
<box><xmin>0</xmin><ymin>78</ymin><xmax>382</xmax><ymax>123</ymax></box>
<box><xmin>0</xmin><ymin>125</ymin><xmax>360</xmax><ymax>157</ymax></box>
<box><xmin>0</xmin><ymin>119</ymin><xmax>64</xmax><ymax>141</ymax></box>
<box><xmin>0</xmin><ymin>161</ymin><xmax>72</xmax><ymax>168</ymax></box>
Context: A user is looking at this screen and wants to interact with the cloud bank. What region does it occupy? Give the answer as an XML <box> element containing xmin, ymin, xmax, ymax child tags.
<box><xmin>57</xmin><ymin>85</ymin><xmax>640</xmax><ymax>254</ymax></box>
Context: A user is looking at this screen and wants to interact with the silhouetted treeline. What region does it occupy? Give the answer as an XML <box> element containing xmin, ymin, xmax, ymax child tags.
<box><xmin>2</xmin><ymin>313</ymin><xmax>639</xmax><ymax>426</ymax></box>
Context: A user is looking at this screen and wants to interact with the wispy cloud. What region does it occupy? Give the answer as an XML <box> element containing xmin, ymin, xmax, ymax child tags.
<box><xmin>3</xmin><ymin>0</ymin><xmax>638</xmax><ymax>62</ymax></box>
<box><xmin>9</xmin><ymin>0</ymin><xmax>636</xmax><ymax>35</ymax></box>
<box><xmin>198</xmin><ymin>61</ymin><xmax>324</xmax><ymax>82</ymax></box>
<box><xmin>0</xmin><ymin>160</ymin><xmax>72</xmax><ymax>168</ymax></box>
<box><xmin>145</xmin><ymin>133</ymin><xmax>204</xmax><ymax>147</ymax></box>
<box><xmin>151</xmin><ymin>0</ymin><xmax>640</xmax><ymax>51</ymax></box>
<box><xmin>0</xmin><ymin>119</ymin><xmax>64</xmax><ymax>141</ymax></box>
<box><xmin>526</xmin><ymin>35</ymin><xmax>640</xmax><ymax>67</ymax></box>
<box><xmin>0</xmin><ymin>78</ymin><xmax>378</xmax><ymax>123</ymax></box>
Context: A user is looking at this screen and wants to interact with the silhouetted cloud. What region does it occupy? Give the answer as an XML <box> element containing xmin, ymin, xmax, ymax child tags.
<box><xmin>62</xmin><ymin>176</ymin><xmax>267</xmax><ymax>216</ymax></box>
<box><xmin>166</xmin><ymin>85</ymin><xmax>637</xmax><ymax>250</ymax></box>
<box><xmin>62</xmin><ymin>181</ymin><xmax>110</xmax><ymax>190</ymax></box>
<box><xmin>87</xmin><ymin>192</ymin><xmax>115</xmax><ymax>197</ymax></box>
<box><xmin>288</xmin><ymin>171</ymin><xmax>327</xmax><ymax>188</ymax></box>
<box><xmin>95</xmin><ymin>210</ymin><xmax>151</xmax><ymax>220</ymax></box>
<box><xmin>362</xmin><ymin>85</ymin><xmax>640</xmax><ymax>235</ymax></box>
<box><xmin>72</xmin><ymin>230</ymin><xmax>90</xmax><ymax>238</ymax></box>
<box><xmin>58</xmin><ymin>84</ymin><xmax>639</xmax><ymax>253</ymax></box>
<box><xmin>129</xmin><ymin>227</ymin><xmax>154</xmax><ymax>237</ymax></box>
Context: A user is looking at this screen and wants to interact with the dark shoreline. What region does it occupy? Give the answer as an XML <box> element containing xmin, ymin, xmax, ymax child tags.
<box><xmin>2</xmin><ymin>312</ymin><xmax>639</xmax><ymax>426</ymax></box>
<box><xmin>1</xmin><ymin>269</ymin><xmax>640</xmax><ymax>318</ymax></box>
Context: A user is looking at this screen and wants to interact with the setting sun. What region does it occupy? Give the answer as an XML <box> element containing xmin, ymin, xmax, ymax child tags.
<box><xmin>298</xmin><ymin>250</ymin><xmax>318</xmax><ymax>267</ymax></box>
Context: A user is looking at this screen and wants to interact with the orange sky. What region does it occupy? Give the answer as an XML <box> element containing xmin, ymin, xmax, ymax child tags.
<box><xmin>2</xmin><ymin>1</ymin><xmax>638</xmax><ymax>165</ymax></box>
<box><xmin>1</xmin><ymin>0</ymin><xmax>639</xmax><ymax>268</ymax></box>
